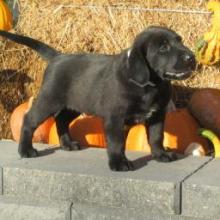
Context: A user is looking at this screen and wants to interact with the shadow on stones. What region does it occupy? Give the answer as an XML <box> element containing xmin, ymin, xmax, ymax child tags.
<box><xmin>131</xmin><ymin>153</ymin><xmax>188</xmax><ymax>171</ymax></box>
<box><xmin>132</xmin><ymin>155</ymin><xmax>150</xmax><ymax>170</ymax></box>
<box><xmin>37</xmin><ymin>146</ymin><xmax>61</xmax><ymax>157</ymax></box>
<box><xmin>37</xmin><ymin>144</ymin><xmax>89</xmax><ymax>157</ymax></box>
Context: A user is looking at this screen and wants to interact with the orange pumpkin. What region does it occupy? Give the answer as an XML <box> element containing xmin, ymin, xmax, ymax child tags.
<box><xmin>10</xmin><ymin>100</ymin><xmax>55</xmax><ymax>143</ymax></box>
<box><xmin>0</xmin><ymin>0</ymin><xmax>13</xmax><ymax>30</ymax></box>
<box><xmin>126</xmin><ymin>108</ymin><xmax>207</xmax><ymax>153</ymax></box>
<box><xmin>49</xmin><ymin>108</ymin><xmax>207</xmax><ymax>153</ymax></box>
<box><xmin>49</xmin><ymin>114</ymin><xmax>106</xmax><ymax>148</ymax></box>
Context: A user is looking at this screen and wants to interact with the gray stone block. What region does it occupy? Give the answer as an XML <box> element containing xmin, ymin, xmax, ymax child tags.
<box><xmin>0</xmin><ymin>167</ymin><xmax>2</xmax><ymax>195</ymax></box>
<box><xmin>71</xmin><ymin>203</ymin><xmax>210</xmax><ymax>220</ymax></box>
<box><xmin>0</xmin><ymin>139</ymin><xmax>52</xmax><ymax>165</ymax></box>
<box><xmin>0</xmin><ymin>140</ymin><xmax>210</xmax><ymax>216</ymax></box>
<box><xmin>0</xmin><ymin>196</ymin><xmax>71</xmax><ymax>220</ymax></box>
<box><xmin>0</xmin><ymin>140</ymin><xmax>20</xmax><ymax>166</ymax></box>
<box><xmin>0</xmin><ymin>140</ymin><xmax>53</xmax><ymax>196</ymax></box>
<box><xmin>0</xmin><ymin>139</ymin><xmax>20</xmax><ymax>196</ymax></box>
<box><xmin>182</xmin><ymin>158</ymin><xmax>220</xmax><ymax>219</ymax></box>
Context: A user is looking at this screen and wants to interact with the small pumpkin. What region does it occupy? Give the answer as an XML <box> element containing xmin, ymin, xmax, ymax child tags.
<box><xmin>49</xmin><ymin>108</ymin><xmax>207</xmax><ymax>154</ymax></box>
<box><xmin>10</xmin><ymin>99</ymin><xmax>55</xmax><ymax>143</ymax></box>
<box><xmin>195</xmin><ymin>0</ymin><xmax>220</xmax><ymax>65</ymax></box>
<box><xmin>0</xmin><ymin>0</ymin><xmax>13</xmax><ymax>30</ymax></box>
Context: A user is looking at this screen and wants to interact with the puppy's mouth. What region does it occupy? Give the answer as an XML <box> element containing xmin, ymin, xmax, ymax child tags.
<box><xmin>163</xmin><ymin>70</ymin><xmax>192</xmax><ymax>80</ymax></box>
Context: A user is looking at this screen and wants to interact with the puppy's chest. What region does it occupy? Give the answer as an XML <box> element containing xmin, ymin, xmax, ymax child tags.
<box><xmin>125</xmin><ymin>94</ymin><xmax>161</xmax><ymax>124</ymax></box>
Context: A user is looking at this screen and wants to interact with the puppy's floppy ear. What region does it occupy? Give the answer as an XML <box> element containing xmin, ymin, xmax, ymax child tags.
<box><xmin>127</xmin><ymin>47</ymin><xmax>151</xmax><ymax>88</ymax></box>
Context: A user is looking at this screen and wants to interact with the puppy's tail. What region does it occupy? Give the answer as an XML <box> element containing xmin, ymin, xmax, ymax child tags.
<box><xmin>0</xmin><ymin>30</ymin><xmax>60</xmax><ymax>60</ymax></box>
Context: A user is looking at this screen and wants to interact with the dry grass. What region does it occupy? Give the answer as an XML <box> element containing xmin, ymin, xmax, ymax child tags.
<box><xmin>0</xmin><ymin>0</ymin><xmax>220</xmax><ymax>139</ymax></box>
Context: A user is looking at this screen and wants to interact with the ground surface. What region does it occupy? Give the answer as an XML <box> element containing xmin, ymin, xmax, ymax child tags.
<box><xmin>0</xmin><ymin>0</ymin><xmax>220</xmax><ymax>139</ymax></box>
<box><xmin>1</xmin><ymin>140</ymin><xmax>219</xmax><ymax>220</ymax></box>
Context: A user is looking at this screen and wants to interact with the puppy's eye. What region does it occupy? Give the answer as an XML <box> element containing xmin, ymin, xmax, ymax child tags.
<box><xmin>159</xmin><ymin>43</ymin><xmax>170</xmax><ymax>53</ymax></box>
<box><xmin>176</xmin><ymin>36</ymin><xmax>182</xmax><ymax>42</ymax></box>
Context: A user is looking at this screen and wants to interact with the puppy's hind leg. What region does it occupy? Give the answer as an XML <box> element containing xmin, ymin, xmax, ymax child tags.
<box><xmin>18</xmin><ymin>101</ymin><xmax>60</xmax><ymax>158</ymax></box>
<box><xmin>55</xmin><ymin>109</ymin><xmax>81</xmax><ymax>151</ymax></box>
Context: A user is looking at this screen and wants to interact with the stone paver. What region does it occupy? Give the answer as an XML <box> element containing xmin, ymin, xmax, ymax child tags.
<box><xmin>0</xmin><ymin>139</ymin><xmax>53</xmax><ymax>196</ymax></box>
<box><xmin>71</xmin><ymin>203</ymin><xmax>211</xmax><ymax>220</ymax></box>
<box><xmin>0</xmin><ymin>140</ymin><xmax>211</xmax><ymax>216</ymax></box>
<box><xmin>0</xmin><ymin>168</ymin><xmax>2</xmax><ymax>195</ymax></box>
<box><xmin>0</xmin><ymin>196</ymin><xmax>71</xmax><ymax>220</ymax></box>
<box><xmin>182</xmin><ymin>158</ymin><xmax>220</xmax><ymax>219</ymax></box>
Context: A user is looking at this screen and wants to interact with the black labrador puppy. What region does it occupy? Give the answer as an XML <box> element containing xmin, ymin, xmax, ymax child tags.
<box><xmin>0</xmin><ymin>26</ymin><xmax>196</xmax><ymax>171</ymax></box>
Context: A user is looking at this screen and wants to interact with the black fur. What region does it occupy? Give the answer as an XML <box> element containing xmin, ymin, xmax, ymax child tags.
<box><xmin>0</xmin><ymin>26</ymin><xmax>196</xmax><ymax>171</ymax></box>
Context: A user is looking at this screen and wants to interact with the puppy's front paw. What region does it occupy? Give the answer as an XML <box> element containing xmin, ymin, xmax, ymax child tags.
<box><xmin>109</xmin><ymin>157</ymin><xmax>134</xmax><ymax>171</ymax></box>
<box><xmin>152</xmin><ymin>151</ymin><xmax>177</xmax><ymax>162</ymax></box>
<box><xmin>19</xmin><ymin>148</ymin><xmax>39</xmax><ymax>158</ymax></box>
<box><xmin>61</xmin><ymin>141</ymin><xmax>81</xmax><ymax>151</ymax></box>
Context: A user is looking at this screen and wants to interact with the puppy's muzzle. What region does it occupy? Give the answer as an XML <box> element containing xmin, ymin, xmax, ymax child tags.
<box><xmin>164</xmin><ymin>52</ymin><xmax>196</xmax><ymax>80</ymax></box>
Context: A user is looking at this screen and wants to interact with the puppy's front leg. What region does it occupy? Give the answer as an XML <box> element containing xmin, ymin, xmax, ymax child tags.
<box><xmin>104</xmin><ymin>117</ymin><xmax>133</xmax><ymax>171</ymax></box>
<box><xmin>148</xmin><ymin>111</ymin><xmax>177</xmax><ymax>162</ymax></box>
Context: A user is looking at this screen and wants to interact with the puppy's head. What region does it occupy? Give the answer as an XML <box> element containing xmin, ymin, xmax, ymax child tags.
<box><xmin>127</xmin><ymin>26</ymin><xmax>196</xmax><ymax>86</ymax></box>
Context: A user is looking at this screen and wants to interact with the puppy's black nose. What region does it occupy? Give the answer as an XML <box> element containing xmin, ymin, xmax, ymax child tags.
<box><xmin>182</xmin><ymin>53</ymin><xmax>195</xmax><ymax>63</ymax></box>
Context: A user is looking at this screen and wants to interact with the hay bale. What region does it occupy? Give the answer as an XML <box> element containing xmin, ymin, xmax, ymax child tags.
<box><xmin>0</xmin><ymin>0</ymin><xmax>220</xmax><ymax>139</ymax></box>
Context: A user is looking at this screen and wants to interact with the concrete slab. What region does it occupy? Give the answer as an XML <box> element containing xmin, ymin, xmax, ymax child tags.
<box><xmin>0</xmin><ymin>139</ymin><xmax>57</xmax><ymax>163</ymax></box>
<box><xmin>0</xmin><ymin>196</ymin><xmax>71</xmax><ymax>220</ymax></box>
<box><xmin>0</xmin><ymin>140</ymin><xmax>211</xmax><ymax>216</ymax></box>
<box><xmin>182</xmin><ymin>158</ymin><xmax>220</xmax><ymax>219</ymax></box>
<box><xmin>71</xmin><ymin>203</ymin><xmax>211</xmax><ymax>220</ymax></box>
<box><xmin>0</xmin><ymin>139</ymin><xmax>20</xmax><ymax>195</ymax></box>
<box><xmin>0</xmin><ymin>167</ymin><xmax>2</xmax><ymax>195</ymax></box>
<box><xmin>0</xmin><ymin>139</ymin><xmax>54</xmax><ymax>195</ymax></box>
